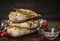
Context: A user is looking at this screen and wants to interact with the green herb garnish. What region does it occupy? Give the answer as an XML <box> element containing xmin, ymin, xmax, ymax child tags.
<box><xmin>0</xmin><ymin>38</ymin><xmax>8</xmax><ymax>41</ymax></box>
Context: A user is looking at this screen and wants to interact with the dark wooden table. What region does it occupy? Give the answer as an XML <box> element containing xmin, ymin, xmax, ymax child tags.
<box><xmin>8</xmin><ymin>32</ymin><xmax>60</xmax><ymax>41</ymax></box>
<box><xmin>8</xmin><ymin>21</ymin><xmax>60</xmax><ymax>41</ymax></box>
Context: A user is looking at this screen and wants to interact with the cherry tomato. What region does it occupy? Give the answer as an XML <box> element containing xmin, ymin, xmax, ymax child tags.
<box><xmin>42</xmin><ymin>23</ymin><xmax>48</xmax><ymax>28</ymax></box>
<box><xmin>1</xmin><ymin>32</ymin><xmax>9</xmax><ymax>38</ymax></box>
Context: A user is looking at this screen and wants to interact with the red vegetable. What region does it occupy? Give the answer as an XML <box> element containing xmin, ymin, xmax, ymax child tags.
<box><xmin>42</xmin><ymin>23</ymin><xmax>48</xmax><ymax>28</ymax></box>
<box><xmin>1</xmin><ymin>32</ymin><xmax>9</xmax><ymax>38</ymax></box>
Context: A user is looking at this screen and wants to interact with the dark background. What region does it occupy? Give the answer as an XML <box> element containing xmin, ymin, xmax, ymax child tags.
<box><xmin>0</xmin><ymin>0</ymin><xmax>60</xmax><ymax>21</ymax></box>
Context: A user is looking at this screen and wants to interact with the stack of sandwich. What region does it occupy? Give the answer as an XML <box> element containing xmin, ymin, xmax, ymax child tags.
<box><xmin>7</xmin><ymin>9</ymin><xmax>42</xmax><ymax>37</ymax></box>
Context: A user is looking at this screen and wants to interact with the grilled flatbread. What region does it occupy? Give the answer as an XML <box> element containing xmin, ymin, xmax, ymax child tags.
<box><xmin>9</xmin><ymin>19</ymin><xmax>41</xmax><ymax>29</ymax></box>
<box><xmin>9</xmin><ymin>9</ymin><xmax>41</xmax><ymax>22</ymax></box>
<box><xmin>7</xmin><ymin>26</ymin><xmax>36</xmax><ymax>37</ymax></box>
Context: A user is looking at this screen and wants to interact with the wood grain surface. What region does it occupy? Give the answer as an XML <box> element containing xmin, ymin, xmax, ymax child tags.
<box><xmin>7</xmin><ymin>21</ymin><xmax>60</xmax><ymax>41</ymax></box>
